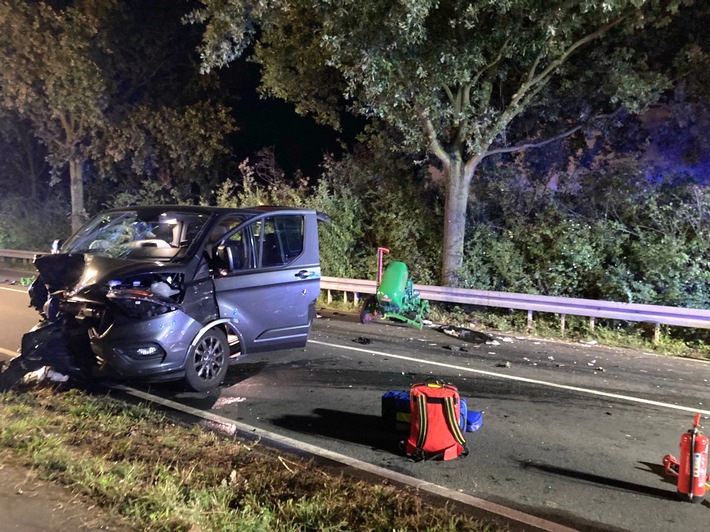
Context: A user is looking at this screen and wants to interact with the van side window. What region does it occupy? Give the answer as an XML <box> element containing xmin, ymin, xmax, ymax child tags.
<box><xmin>219</xmin><ymin>226</ymin><xmax>254</xmax><ymax>271</ymax></box>
<box><xmin>257</xmin><ymin>216</ymin><xmax>304</xmax><ymax>268</ymax></box>
<box><xmin>210</xmin><ymin>216</ymin><xmax>250</xmax><ymax>274</ymax></box>
<box><xmin>214</xmin><ymin>215</ymin><xmax>305</xmax><ymax>273</ymax></box>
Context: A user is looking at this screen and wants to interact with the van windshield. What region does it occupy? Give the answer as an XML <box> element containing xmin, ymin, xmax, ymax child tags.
<box><xmin>61</xmin><ymin>210</ymin><xmax>211</xmax><ymax>261</ymax></box>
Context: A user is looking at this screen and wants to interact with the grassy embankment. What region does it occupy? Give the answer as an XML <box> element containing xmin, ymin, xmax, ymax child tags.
<box><xmin>0</xmin><ymin>384</ymin><xmax>499</xmax><ymax>532</ymax></box>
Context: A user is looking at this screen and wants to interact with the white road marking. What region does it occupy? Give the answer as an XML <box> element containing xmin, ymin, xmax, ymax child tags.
<box><xmin>0</xmin><ymin>285</ymin><xmax>27</xmax><ymax>294</ymax></box>
<box><xmin>309</xmin><ymin>339</ymin><xmax>710</xmax><ymax>416</ymax></box>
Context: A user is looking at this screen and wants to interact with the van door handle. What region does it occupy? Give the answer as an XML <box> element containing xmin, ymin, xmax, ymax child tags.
<box><xmin>295</xmin><ymin>270</ymin><xmax>313</xmax><ymax>279</ymax></box>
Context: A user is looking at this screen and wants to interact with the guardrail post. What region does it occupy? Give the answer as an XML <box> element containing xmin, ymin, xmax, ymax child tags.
<box><xmin>527</xmin><ymin>310</ymin><xmax>533</xmax><ymax>331</ymax></box>
<box><xmin>560</xmin><ymin>314</ymin><xmax>566</xmax><ymax>334</ymax></box>
<box><xmin>654</xmin><ymin>323</ymin><xmax>660</xmax><ymax>345</ymax></box>
<box><xmin>589</xmin><ymin>316</ymin><xmax>595</xmax><ymax>332</ymax></box>
<box><xmin>327</xmin><ymin>289</ymin><xmax>332</xmax><ymax>305</ymax></box>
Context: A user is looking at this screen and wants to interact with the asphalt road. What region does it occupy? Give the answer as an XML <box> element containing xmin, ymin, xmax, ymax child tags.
<box><xmin>0</xmin><ymin>273</ymin><xmax>39</xmax><ymax>357</ymax></box>
<box><xmin>1</xmin><ymin>276</ymin><xmax>709</xmax><ymax>531</ymax></box>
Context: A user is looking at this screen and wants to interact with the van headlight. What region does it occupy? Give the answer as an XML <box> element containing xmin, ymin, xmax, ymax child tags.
<box><xmin>106</xmin><ymin>288</ymin><xmax>180</xmax><ymax>318</ymax></box>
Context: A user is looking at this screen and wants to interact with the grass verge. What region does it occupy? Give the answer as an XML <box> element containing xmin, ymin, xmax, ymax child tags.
<box><xmin>0</xmin><ymin>384</ymin><xmax>499</xmax><ymax>532</ymax></box>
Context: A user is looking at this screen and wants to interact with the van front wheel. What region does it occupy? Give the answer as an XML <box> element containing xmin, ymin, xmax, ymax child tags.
<box><xmin>185</xmin><ymin>329</ymin><xmax>229</xmax><ymax>392</ymax></box>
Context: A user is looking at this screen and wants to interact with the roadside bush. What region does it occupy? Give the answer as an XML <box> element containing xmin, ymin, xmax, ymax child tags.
<box><xmin>310</xmin><ymin>143</ymin><xmax>442</xmax><ymax>284</ymax></box>
<box><xmin>459</xmin><ymin>160</ymin><xmax>710</xmax><ymax>309</ymax></box>
<box><xmin>307</xmin><ymin>172</ymin><xmax>368</xmax><ymax>279</ymax></box>
<box><xmin>459</xmin><ymin>224</ymin><xmax>533</xmax><ymax>293</ymax></box>
<box><xmin>103</xmin><ymin>179</ymin><xmax>193</xmax><ymax>209</ymax></box>
<box><xmin>213</xmin><ymin>138</ymin><xmax>441</xmax><ymax>283</ymax></box>
<box><xmin>0</xmin><ymin>193</ymin><xmax>70</xmax><ymax>250</ymax></box>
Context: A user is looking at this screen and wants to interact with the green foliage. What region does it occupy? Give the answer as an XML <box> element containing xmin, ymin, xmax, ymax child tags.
<box><xmin>459</xmin><ymin>224</ymin><xmax>533</xmax><ymax>293</ymax></box>
<box><xmin>602</xmin><ymin>184</ymin><xmax>710</xmax><ymax>307</ymax></box>
<box><xmin>193</xmin><ymin>0</ymin><xmax>695</xmax><ymax>281</ymax></box>
<box><xmin>308</xmin><ymin>173</ymin><xmax>367</xmax><ymax>279</ymax></box>
<box><xmin>212</xmin><ymin>136</ymin><xmax>442</xmax><ymax>282</ymax></box>
<box><xmin>214</xmin><ymin>156</ymin><xmax>306</xmax><ymax>209</ymax></box>
<box><xmin>103</xmin><ymin>179</ymin><xmax>194</xmax><ymax>210</ymax></box>
<box><xmin>0</xmin><ymin>0</ymin><xmax>108</xmax><ymax>161</ymax></box>
<box><xmin>458</xmin><ymin>156</ymin><xmax>710</xmax><ymax>309</ymax></box>
<box><xmin>310</xmin><ymin>140</ymin><xmax>442</xmax><ymax>283</ymax></box>
<box><xmin>196</xmin><ymin>0</ymin><xmax>690</xmax><ymax>147</ymax></box>
<box><xmin>0</xmin><ymin>194</ymin><xmax>71</xmax><ymax>250</ymax></box>
<box><xmin>0</xmin><ymin>0</ymin><xmax>236</xmax><ymax>229</ymax></box>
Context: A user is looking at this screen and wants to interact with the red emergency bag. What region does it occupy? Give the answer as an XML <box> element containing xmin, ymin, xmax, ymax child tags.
<box><xmin>403</xmin><ymin>380</ymin><xmax>469</xmax><ymax>461</ymax></box>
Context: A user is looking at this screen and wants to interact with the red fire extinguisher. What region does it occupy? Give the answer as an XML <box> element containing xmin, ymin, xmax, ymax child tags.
<box><xmin>677</xmin><ymin>413</ymin><xmax>709</xmax><ymax>503</ymax></box>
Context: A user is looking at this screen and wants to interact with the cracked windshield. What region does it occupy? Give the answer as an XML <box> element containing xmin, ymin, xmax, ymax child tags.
<box><xmin>61</xmin><ymin>210</ymin><xmax>210</xmax><ymax>261</ymax></box>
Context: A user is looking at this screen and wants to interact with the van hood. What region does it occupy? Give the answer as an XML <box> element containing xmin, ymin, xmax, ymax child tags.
<box><xmin>34</xmin><ymin>253</ymin><xmax>181</xmax><ymax>293</ymax></box>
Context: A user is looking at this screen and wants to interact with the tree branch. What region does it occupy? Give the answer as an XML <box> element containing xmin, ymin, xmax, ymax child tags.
<box><xmin>519</xmin><ymin>11</ymin><xmax>633</xmax><ymax>107</ymax></box>
<box><xmin>397</xmin><ymin>67</ymin><xmax>450</xmax><ymax>167</ymax></box>
<box><xmin>485</xmin><ymin>123</ymin><xmax>583</xmax><ymax>157</ymax></box>
<box><xmin>471</xmin><ymin>37</ymin><xmax>508</xmax><ymax>89</ymax></box>
<box><xmin>442</xmin><ymin>84</ymin><xmax>455</xmax><ymax>106</ymax></box>
<box><xmin>483</xmin><ymin>10</ymin><xmax>634</xmax><ymax>152</ymax></box>
<box><xmin>483</xmin><ymin>108</ymin><xmax>623</xmax><ymax>158</ymax></box>
<box><xmin>454</xmin><ymin>84</ymin><xmax>471</xmax><ymax>147</ymax></box>
<box><xmin>418</xmin><ymin>105</ymin><xmax>450</xmax><ymax>167</ymax></box>
<box><xmin>526</xmin><ymin>50</ymin><xmax>543</xmax><ymax>85</ymax></box>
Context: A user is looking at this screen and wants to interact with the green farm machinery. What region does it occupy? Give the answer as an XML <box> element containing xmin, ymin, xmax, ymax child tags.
<box><xmin>359</xmin><ymin>247</ymin><xmax>429</xmax><ymax>329</ymax></box>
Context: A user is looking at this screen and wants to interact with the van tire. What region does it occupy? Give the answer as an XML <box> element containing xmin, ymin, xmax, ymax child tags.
<box><xmin>185</xmin><ymin>329</ymin><xmax>229</xmax><ymax>392</ymax></box>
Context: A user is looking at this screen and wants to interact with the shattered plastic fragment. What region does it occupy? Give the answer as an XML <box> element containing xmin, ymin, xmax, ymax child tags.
<box><xmin>23</xmin><ymin>366</ymin><xmax>68</xmax><ymax>384</ymax></box>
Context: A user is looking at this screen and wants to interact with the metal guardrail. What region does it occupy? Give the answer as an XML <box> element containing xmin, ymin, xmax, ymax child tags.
<box><xmin>320</xmin><ymin>276</ymin><xmax>710</xmax><ymax>330</ymax></box>
<box><xmin>3</xmin><ymin>250</ymin><xmax>709</xmax><ymax>330</ymax></box>
<box><xmin>0</xmin><ymin>249</ymin><xmax>37</xmax><ymax>261</ymax></box>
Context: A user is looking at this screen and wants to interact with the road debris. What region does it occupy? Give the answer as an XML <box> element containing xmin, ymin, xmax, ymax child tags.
<box><xmin>443</xmin><ymin>345</ymin><xmax>468</xmax><ymax>352</ymax></box>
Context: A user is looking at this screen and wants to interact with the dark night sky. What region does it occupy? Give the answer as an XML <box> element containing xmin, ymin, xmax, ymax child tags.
<box><xmin>221</xmin><ymin>58</ymin><xmax>354</xmax><ymax>178</ymax></box>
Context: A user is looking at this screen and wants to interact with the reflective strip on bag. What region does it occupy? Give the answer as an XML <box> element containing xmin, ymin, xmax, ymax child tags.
<box><xmin>416</xmin><ymin>394</ymin><xmax>428</xmax><ymax>449</ymax></box>
<box><xmin>444</xmin><ymin>396</ymin><xmax>467</xmax><ymax>446</ymax></box>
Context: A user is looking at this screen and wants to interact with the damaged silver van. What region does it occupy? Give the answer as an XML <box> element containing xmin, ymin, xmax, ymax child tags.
<box><xmin>1</xmin><ymin>205</ymin><xmax>326</xmax><ymax>392</ymax></box>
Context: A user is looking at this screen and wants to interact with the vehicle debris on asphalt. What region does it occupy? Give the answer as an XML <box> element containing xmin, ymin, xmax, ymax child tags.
<box><xmin>442</xmin><ymin>345</ymin><xmax>468</xmax><ymax>352</ymax></box>
<box><xmin>437</xmin><ymin>324</ymin><xmax>493</xmax><ymax>344</ymax></box>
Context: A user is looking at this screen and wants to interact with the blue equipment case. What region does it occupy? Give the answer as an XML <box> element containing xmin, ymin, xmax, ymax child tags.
<box><xmin>382</xmin><ymin>390</ymin><xmax>482</xmax><ymax>432</ymax></box>
<box><xmin>381</xmin><ymin>390</ymin><xmax>411</xmax><ymax>431</ymax></box>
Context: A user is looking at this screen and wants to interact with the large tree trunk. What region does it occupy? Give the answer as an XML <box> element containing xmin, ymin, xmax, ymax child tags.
<box><xmin>69</xmin><ymin>156</ymin><xmax>86</xmax><ymax>233</ymax></box>
<box><xmin>440</xmin><ymin>156</ymin><xmax>476</xmax><ymax>286</ymax></box>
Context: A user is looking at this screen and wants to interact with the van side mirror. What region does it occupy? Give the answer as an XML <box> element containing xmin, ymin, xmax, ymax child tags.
<box><xmin>51</xmin><ymin>239</ymin><xmax>63</xmax><ymax>254</ymax></box>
